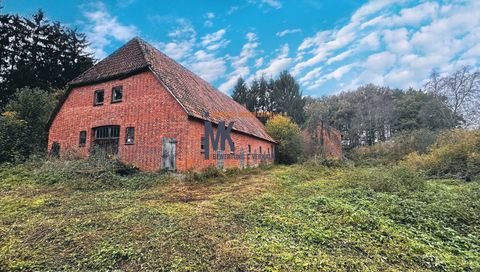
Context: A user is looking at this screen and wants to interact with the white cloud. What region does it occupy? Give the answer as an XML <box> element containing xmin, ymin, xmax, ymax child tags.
<box><xmin>365</xmin><ymin>51</ymin><xmax>396</xmax><ymax>71</ymax></box>
<box><xmin>81</xmin><ymin>2</ymin><xmax>138</xmax><ymax>59</ymax></box>
<box><xmin>276</xmin><ymin>29</ymin><xmax>302</xmax><ymax>37</ymax></box>
<box><xmin>227</xmin><ymin>6</ymin><xmax>240</xmax><ymax>15</ymax></box>
<box><xmin>206</xmin><ymin>12</ymin><xmax>215</xmax><ymax>19</ymax></box>
<box><xmin>383</xmin><ymin>28</ymin><xmax>411</xmax><ymax>54</ymax></box>
<box><xmin>189</xmin><ymin>50</ymin><xmax>226</xmax><ymax>82</ymax></box>
<box><xmin>290</xmin><ymin>0</ymin><xmax>480</xmax><ymax>94</ymax></box>
<box><xmin>254</xmin><ymin>43</ymin><xmax>292</xmax><ymax>78</ymax></box>
<box><xmin>157</xmin><ymin>19</ymin><xmax>196</xmax><ymax>61</ymax></box>
<box><xmin>306</xmin><ymin>64</ymin><xmax>355</xmax><ymax>89</ymax></box>
<box><xmin>255</xmin><ymin>57</ymin><xmax>264</xmax><ymax>67</ymax></box>
<box><xmin>261</xmin><ymin>0</ymin><xmax>282</xmax><ymax>9</ymax></box>
<box><xmin>326</xmin><ymin>50</ymin><xmax>353</xmax><ymax>65</ymax></box>
<box><xmin>203</xmin><ymin>12</ymin><xmax>215</xmax><ymax>27</ymax></box>
<box><xmin>358</xmin><ymin>32</ymin><xmax>380</xmax><ymax>50</ymax></box>
<box><xmin>218</xmin><ymin>32</ymin><xmax>260</xmax><ymax>93</ymax></box>
<box><xmin>201</xmin><ymin>29</ymin><xmax>230</xmax><ymax>50</ymax></box>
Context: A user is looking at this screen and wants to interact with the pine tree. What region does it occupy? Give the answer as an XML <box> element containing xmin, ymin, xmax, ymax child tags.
<box><xmin>232</xmin><ymin>77</ymin><xmax>249</xmax><ymax>108</ymax></box>
<box><xmin>272</xmin><ymin>71</ymin><xmax>305</xmax><ymax>124</ymax></box>
<box><xmin>0</xmin><ymin>9</ymin><xmax>94</xmax><ymax>107</ymax></box>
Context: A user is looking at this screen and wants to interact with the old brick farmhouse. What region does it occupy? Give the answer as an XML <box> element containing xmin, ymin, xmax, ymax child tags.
<box><xmin>47</xmin><ymin>37</ymin><xmax>276</xmax><ymax>171</ymax></box>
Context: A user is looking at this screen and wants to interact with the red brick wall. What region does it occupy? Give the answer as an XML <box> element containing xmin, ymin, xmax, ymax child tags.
<box><xmin>303</xmin><ymin>123</ymin><xmax>343</xmax><ymax>159</ymax></box>
<box><xmin>184</xmin><ymin>119</ymin><xmax>274</xmax><ymax>171</ymax></box>
<box><xmin>49</xmin><ymin>71</ymin><xmax>274</xmax><ymax>171</ymax></box>
<box><xmin>49</xmin><ymin>71</ymin><xmax>189</xmax><ymax>171</ymax></box>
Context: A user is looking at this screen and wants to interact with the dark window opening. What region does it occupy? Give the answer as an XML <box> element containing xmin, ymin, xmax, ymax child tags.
<box><xmin>93</xmin><ymin>125</ymin><xmax>120</xmax><ymax>155</ymax></box>
<box><xmin>201</xmin><ymin>136</ymin><xmax>206</xmax><ymax>153</ymax></box>
<box><xmin>125</xmin><ymin>127</ymin><xmax>134</xmax><ymax>144</ymax></box>
<box><xmin>50</xmin><ymin>142</ymin><xmax>60</xmax><ymax>158</ymax></box>
<box><xmin>79</xmin><ymin>131</ymin><xmax>87</xmax><ymax>147</ymax></box>
<box><xmin>111</xmin><ymin>86</ymin><xmax>123</xmax><ymax>103</ymax></box>
<box><xmin>94</xmin><ymin>90</ymin><xmax>104</xmax><ymax>105</ymax></box>
<box><xmin>259</xmin><ymin>146</ymin><xmax>262</xmax><ymax>153</ymax></box>
<box><xmin>248</xmin><ymin>144</ymin><xmax>251</xmax><ymax>154</ymax></box>
<box><xmin>230</xmin><ymin>142</ymin><xmax>235</xmax><ymax>154</ymax></box>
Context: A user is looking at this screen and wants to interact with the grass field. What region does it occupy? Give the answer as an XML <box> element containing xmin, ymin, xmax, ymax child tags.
<box><xmin>0</xmin><ymin>162</ymin><xmax>479</xmax><ymax>271</ymax></box>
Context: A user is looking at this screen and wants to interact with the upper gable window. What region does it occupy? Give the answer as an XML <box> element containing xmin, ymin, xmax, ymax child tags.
<box><xmin>111</xmin><ymin>86</ymin><xmax>123</xmax><ymax>103</ymax></box>
<box><xmin>94</xmin><ymin>90</ymin><xmax>104</xmax><ymax>105</ymax></box>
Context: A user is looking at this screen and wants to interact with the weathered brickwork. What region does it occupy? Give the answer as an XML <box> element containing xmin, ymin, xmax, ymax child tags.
<box><xmin>303</xmin><ymin>123</ymin><xmax>343</xmax><ymax>159</ymax></box>
<box><xmin>48</xmin><ymin>71</ymin><xmax>274</xmax><ymax>171</ymax></box>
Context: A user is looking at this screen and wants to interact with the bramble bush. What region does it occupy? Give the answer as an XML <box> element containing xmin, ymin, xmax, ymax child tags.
<box><xmin>403</xmin><ymin>129</ymin><xmax>480</xmax><ymax>179</ymax></box>
<box><xmin>348</xmin><ymin>129</ymin><xmax>438</xmax><ymax>165</ymax></box>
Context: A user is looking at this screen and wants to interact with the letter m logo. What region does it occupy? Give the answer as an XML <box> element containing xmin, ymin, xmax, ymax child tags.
<box><xmin>203</xmin><ymin>120</ymin><xmax>235</xmax><ymax>159</ymax></box>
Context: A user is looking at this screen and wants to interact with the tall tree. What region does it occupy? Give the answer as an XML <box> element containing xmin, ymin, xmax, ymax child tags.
<box><xmin>232</xmin><ymin>77</ymin><xmax>249</xmax><ymax>109</ymax></box>
<box><xmin>271</xmin><ymin>71</ymin><xmax>305</xmax><ymax>124</ymax></box>
<box><xmin>0</xmin><ymin>9</ymin><xmax>94</xmax><ymax>107</ymax></box>
<box><xmin>425</xmin><ymin>67</ymin><xmax>480</xmax><ymax>127</ymax></box>
<box><xmin>305</xmin><ymin>84</ymin><xmax>457</xmax><ymax>149</ymax></box>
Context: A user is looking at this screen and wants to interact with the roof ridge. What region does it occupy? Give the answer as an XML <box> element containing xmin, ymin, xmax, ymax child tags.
<box><xmin>133</xmin><ymin>37</ymin><xmax>152</xmax><ymax>67</ymax></box>
<box><xmin>139</xmin><ymin>38</ymin><xmax>237</xmax><ymax>100</ymax></box>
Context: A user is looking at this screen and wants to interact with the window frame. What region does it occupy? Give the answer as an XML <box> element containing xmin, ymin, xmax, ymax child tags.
<box><xmin>93</xmin><ymin>89</ymin><xmax>105</xmax><ymax>106</ymax></box>
<box><xmin>111</xmin><ymin>86</ymin><xmax>123</xmax><ymax>103</ymax></box>
<box><xmin>125</xmin><ymin>127</ymin><xmax>135</xmax><ymax>145</ymax></box>
<box><xmin>94</xmin><ymin>125</ymin><xmax>120</xmax><ymax>140</ymax></box>
<box><xmin>200</xmin><ymin>135</ymin><xmax>205</xmax><ymax>153</ymax></box>
<box><xmin>79</xmin><ymin>131</ymin><xmax>87</xmax><ymax>147</ymax></box>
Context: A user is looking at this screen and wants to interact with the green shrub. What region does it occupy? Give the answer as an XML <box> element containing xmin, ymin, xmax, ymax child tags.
<box><xmin>303</xmin><ymin>156</ymin><xmax>349</xmax><ymax>168</ymax></box>
<box><xmin>403</xmin><ymin>129</ymin><xmax>480</xmax><ymax>179</ymax></box>
<box><xmin>349</xmin><ymin>129</ymin><xmax>438</xmax><ymax>165</ymax></box>
<box><xmin>345</xmin><ymin>165</ymin><xmax>426</xmax><ymax>193</ymax></box>
<box><xmin>266</xmin><ymin>115</ymin><xmax>304</xmax><ymax>164</ymax></box>
<box><xmin>185</xmin><ymin>165</ymin><xmax>224</xmax><ymax>182</ymax></box>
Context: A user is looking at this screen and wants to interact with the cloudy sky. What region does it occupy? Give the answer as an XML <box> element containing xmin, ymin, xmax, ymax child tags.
<box><xmin>3</xmin><ymin>0</ymin><xmax>480</xmax><ymax>96</ymax></box>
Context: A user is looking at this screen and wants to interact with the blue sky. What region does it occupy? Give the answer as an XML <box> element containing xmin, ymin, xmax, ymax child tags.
<box><xmin>3</xmin><ymin>0</ymin><xmax>480</xmax><ymax>96</ymax></box>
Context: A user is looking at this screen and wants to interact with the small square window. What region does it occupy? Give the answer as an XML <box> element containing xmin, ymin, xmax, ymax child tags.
<box><xmin>94</xmin><ymin>90</ymin><xmax>104</xmax><ymax>105</ymax></box>
<box><xmin>125</xmin><ymin>127</ymin><xmax>134</xmax><ymax>144</ymax></box>
<box><xmin>112</xmin><ymin>86</ymin><xmax>123</xmax><ymax>103</ymax></box>
<box><xmin>200</xmin><ymin>136</ymin><xmax>205</xmax><ymax>153</ymax></box>
<box><xmin>79</xmin><ymin>131</ymin><xmax>87</xmax><ymax>147</ymax></box>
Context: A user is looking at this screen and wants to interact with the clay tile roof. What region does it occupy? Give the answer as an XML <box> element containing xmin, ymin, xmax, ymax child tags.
<box><xmin>56</xmin><ymin>37</ymin><xmax>275</xmax><ymax>143</ymax></box>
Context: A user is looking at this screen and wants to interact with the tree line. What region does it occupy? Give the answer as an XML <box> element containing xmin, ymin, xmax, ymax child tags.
<box><xmin>0</xmin><ymin>9</ymin><xmax>94</xmax><ymax>107</ymax></box>
<box><xmin>0</xmin><ymin>7</ymin><xmax>478</xmax><ymax>165</ymax></box>
<box><xmin>0</xmin><ymin>9</ymin><xmax>94</xmax><ymax>162</ymax></box>
<box><xmin>232</xmin><ymin>71</ymin><xmax>306</xmax><ymax>125</ymax></box>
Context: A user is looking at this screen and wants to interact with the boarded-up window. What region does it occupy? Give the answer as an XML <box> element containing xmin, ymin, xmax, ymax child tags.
<box><xmin>79</xmin><ymin>131</ymin><xmax>87</xmax><ymax>147</ymax></box>
<box><xmin>125</xmin><ymin>127</ymin><xmax>134</xmax><ymax>144</ymax></box>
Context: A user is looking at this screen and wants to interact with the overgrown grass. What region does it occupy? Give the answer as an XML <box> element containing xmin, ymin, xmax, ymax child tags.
<box><xmin>0</xmin><ymin>160</ymin><xmax>479</xmax><ymax>271</ymax></box>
